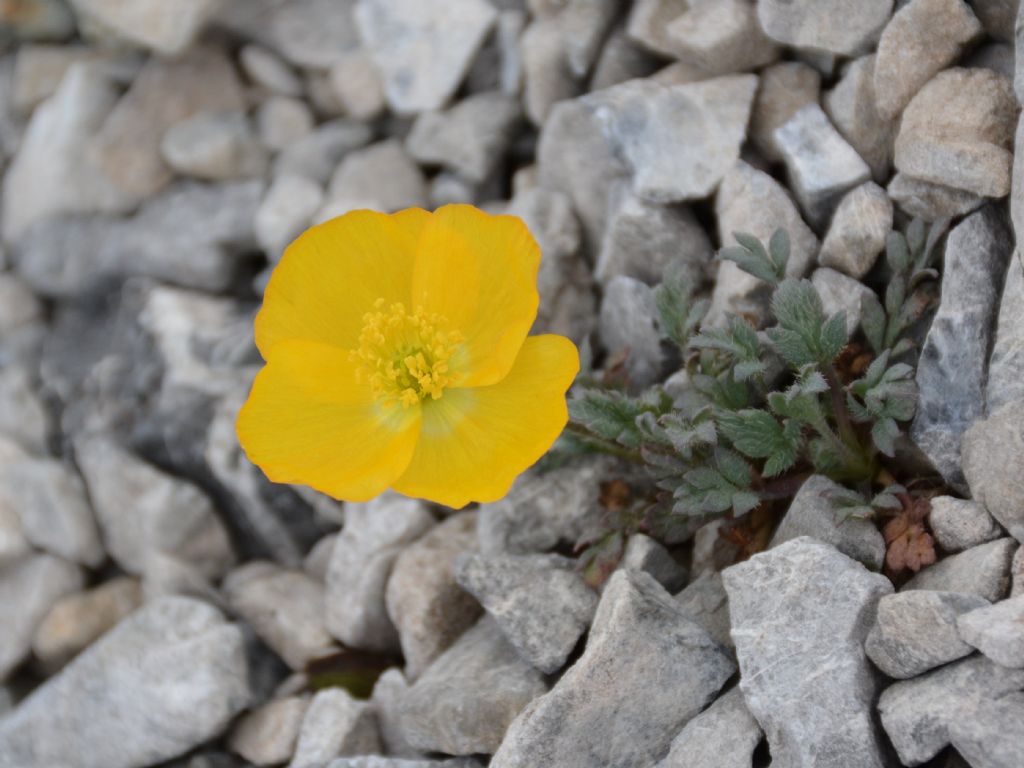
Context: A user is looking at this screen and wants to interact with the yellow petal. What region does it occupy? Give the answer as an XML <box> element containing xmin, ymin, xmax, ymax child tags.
<box><xmin>392</xmin><ymin>335</ymin><xmax>578</xmax><ymax>508</ymax></box>
<box><xmin>236</xmin><ymin>339</ymin><xmax>422</xmax><ymax>501</ymax></box>
<box><xmin>256</xmin><ymin>207</ymin><xmax>430</xmax><ymax>357</ymax></box>
<box><xmin>412</xmin><ymin>204</ymin><xmax>540</xmax><ymax>387</ymax></box>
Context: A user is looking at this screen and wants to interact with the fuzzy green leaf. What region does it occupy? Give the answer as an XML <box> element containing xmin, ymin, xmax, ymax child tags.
<box><xmin>656</xmin><ymin>265</ymin><xmax>707</xmax><ymax>349</ymax></box>
<box><xmin>886</xmin><ymin>231</ymin><xmax>911</xmax><ymax>273</ymax></box>
<box><xmin>719</xmin><ymin>230</ymin><xmax>786</xmax><ymax>286</ymax></box>
<box><xmin>861</xmin><ymin>292</ymin><xmax>887</xmax><ymax>354</ymax></box>
<box><xmin>769</xmin><ymin>228</ymin><xmax>791</xmax><ymax>274</ymax></box>
<box><xmin>768</xmin><ymin>279</ymin><xmax>845</xmax><ymax>367</ymax></box>
<box><xmin>569</xmin><ymin>388</ymin><xmax>671</xmax><ymax>448</ymax></box>
<box><xmin>690</xmin><ymin>317</ymin><xmax>765</xmax><ymax>381</ymax></box>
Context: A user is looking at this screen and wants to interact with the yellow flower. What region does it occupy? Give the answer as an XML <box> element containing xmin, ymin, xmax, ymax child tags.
<box><xmin>236</xmin><ymin>204</ymin><xmax>579</xmax><ymax>509</ymax></box>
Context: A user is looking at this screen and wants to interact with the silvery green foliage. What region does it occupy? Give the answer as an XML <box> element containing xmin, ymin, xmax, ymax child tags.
<box><xmin>566</xmin><ymin>220</ymin><xmax>941</xmax><ymax>560</ymax></box>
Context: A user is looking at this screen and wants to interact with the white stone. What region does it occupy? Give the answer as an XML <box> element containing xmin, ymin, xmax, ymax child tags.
<box><xmin>289</xmin><ymin>688</ymin><xmax>381</xmax><ymax>768</ymax></box>
<box><xmin>240</xmin><ymin>44</ymin><xmax>303</xmax><ymax>97</ymax></box>
<box><xmin>68</xmin><ymin>0</ymin><xmax>223</xmax><ymax>55</ymax></box>
<box><xmin>160</xmin><ymin>110</ymin><xmax>267</xmax><ymax>181</ymax></box>
<box><xmin>229</xmin><ymin>696</ymin><xmax>310</xmax><ymax>767</ymax></box>
<box><xmin>756</xmin><ymin>0</ymin><xmax>892</xmax><ymax>56</ymax></box>
<box><xmin>824</xmin><ymin>55</ymin><xmax>895</xmax><ymax>182</ymax></box>
<box><xmin>258</xmin><ymin>96</ymin><xmax>314</xmax><ymax>152</ymax></box>
<box><xmin>256</xmin><ymin>174</ymin><xmax>324</xmax><ymax>262</ymax></box>
<box><xmin>818</xmin><ymin>182</ymin><xmax>892</xmax><ymax>279</ymax></box>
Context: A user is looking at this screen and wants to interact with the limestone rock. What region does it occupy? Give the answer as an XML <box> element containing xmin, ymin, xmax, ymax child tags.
<box><xmin>962</xmin><ymin>399</ymin><xmax>1024</xmax><ymax>543</ymax></box>
<box><xmin>878</xmin><ymin>655</ymin><xmax>1024</xmax><ymax>765</ymax></box>
<box><xmin>818</xmin><ymin>182</ymin><xmax>892</xmax><ymax>279</ymax></box>
<box><xmin>0</xmin><ymin>597</ymin><xmax>252</xmax><ymax>768</ymax></box>
<box><xmin>92</xmin><ymin>45</ymin><xmax>245</xmax><ymax>203</ymax></box>
<box><xmin>325</xmin><ymin>494</ymin><xmax>435</xmax><ymax>654</ymax></box>
<box><xmin>873</xmin><ymin>0</ymin><xmax>983</xmax><ymax>119</ymax></box>
<box><xmin>596</xmin><ymin>184</ymin><xmax>712</xmax><ymax>288</ymax></box>
<box><xmin>239</xmin><ymin>44</ymin><xmax>303</xmax><ymax>97</ymax></box>
<box><xmin>399</xmin><ymin>617</ymin><xmax>548</xmax><ymax>755</ymax></box>
<box><xmin>865</xmin><ymin>590</ymin><xmax>987</xmax><ymax>678</ymax></box>
<box><xmin>774</xmin><ymin>103</ymin><xmax>871</xmax><ymax>227</ymax></box>
<box><xmin>329</xmin><ymin>49</ymin><xmax>386</xmax><ymax>120</ymax></box>
<box><xmin>887</xmin><ymin>172</ymin><xmax>983</xmax><ymax>221</ymax></box>
<box><xmin>903</xmin><ymin>538</ymin><xmax>1017</xmax><ymax>601</ymax></box>
<box><xmin>477</xmin><ymin>461</ymin><xmax>606</xmax><ymax>556</ymax></box>
<box><xmin>406</xmin><ymin>91</ymin><xmax>521</xmax><ymax>183</ymax></box>
<box><xmin>756</xmin><ymin>0</ymin><xmax>892</xmax><ymax>56</ymax></box>
<box><xmin>257</xmin><ymin>96</ymin><xmax>314</xmax><ymax>152</ymax></box>
<box><xmin>599</xmin><ymin>276</ymin><xmax>664</xmax><ymax>389</ymax></box>
<box><xmin>370</xmin><ymin>669</ymin><xmax>421</xmax><ymax>759</ymax></box>
<box><xmin>929</xmin><ymin>496</ymin><xmax>1004</xmax><ymax>553</ymax></box>
<box><xmin>619</xmin><ymin>534</ymin><xmax>687</xmax><ymax>592</ymax></box>
<box><xmin>507</xmin><ymin>187</ymin><xmax>595</xmax><ymax>345</ymax></box>
<box><xmin>289</xmin><ymin>688</ymin><xmax>381</xmax><ymax>768</ymax></box>
<box><xmin>161</xmin><ymin>110</ymin><xmax>267</xmax><ymax>181</ymax></box>
<box><xmin>31</xmin><ymin>577</ymin><xmax>142</xmax><ymax>672</ymax></box>
<box><xmin>68</xmin><ymin>0</ymin><xmax>223</xmax><ymax>55</ymax></box>
<box><xmin>273</xmin><ymin>119</ymin><xmax>373</xmax><ymax>184</ymax></box>
<box><xmin>0</xmin><ymin>553</ymin><xmax>83</xmax><ymax>680</ymax></box>
<box><xmin>894</xmin><ymin>68</ymin><xmax>1018</xmax><ymax>198</ymax></box>
<box><xmin>386</xmin><ymin>512</ymin><xmax>481</xmax><ymax>679</ymax></box>
<box><xmin>255</xmin><ymin>174</ymin><xmax>324</xmax><ymax>262</ymax></box>
<box><xmin>229</xmin><ymin>696</ymin><xmax>309</xmax><ymax>768</ymax></box>
<box><xmin>811</xmin><ymin>268</ymin><xmax>875</xmax><ymax>337</ymax></box>
<box><xmin>356</xmin><ymin>0</ymin><xmax>497</xmax><ymax>114</ymax></box>
<box><xmin>454</xmin><ymin>553</ymin><xmax>597</xmax><ymax>673</ymax></box>
<box><xmin>987</xmin><ymin>254</ymin><xmax>1024</xmax><ymax>412</ymax></box>
<box><xmin>490</xmin><ymin>570</ymin><xmax>735</xmax><ymax>768</ymax></box>
<box><xmin>75</xmin><ymin>434</ymin><xmax>235</xmax><ymax>580</ymax></box>
<box><xmin>224</xmin><ymin>561</ymin><xmax>337</xmax><ymax>671</ymax></box>
<box><xmin>327</xmin><ymin>140</ymin><xmax>428</xmax><ymax>213</ymax></box>
<box><xmin>957</xmin><ymin>594</ymin><xmax>1024</xmax><ymax>667</ymax></box>
<box><xmin>519</xmin><ymin>18</ymin><xmax>579</xmax><ymax>127</ymax></box>
<box><xmin>654</xmin><ymin>687</ymin><xmax>762</xmax><ymax>768</ymax></box>
<box><xmin>724</xmin><ymin>537</ymin><xmax>893</xmax><ymax>768</ymax></box>
<box><xmin>674</xmin><ymin>571</ymin><xmax>733</xmax><ymax>650</ymax></box>
<box><xmin>912</xmin><ymin>206</ymin><xmax>1013</xmax><ymax>491</ymax></box>
<box><xmin>770</xmin><ymin>475</ymin><xmax>886</xmax><ymax>570</ymax></box>
<box><xmin>707</xmin><ymin>160</ymin><xmax>818</xmax><ymax>327</ymax></box>
<box><xmin>750</xmin><ymin>61</ymin><xmax>820</xmax><ymax>163</ymax></box>
<box><xmin>824</xmin><ymin>55</ymin><xmax>896</xmax><ymax>182</ymax></box>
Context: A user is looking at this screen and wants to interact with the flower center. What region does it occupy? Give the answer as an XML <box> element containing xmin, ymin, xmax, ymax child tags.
<box><xmin>352</xmin><ymin>299</ymin><xmax>462</xmax><ymax>408</ymax></box>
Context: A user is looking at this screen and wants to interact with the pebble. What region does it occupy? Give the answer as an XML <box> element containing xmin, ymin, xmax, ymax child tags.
<box><xmin>75</xmin><ymin>433</ymin><xmax>235</xmax><ymax>580</ymax></box>
<box><xmin>329</xmin><ymin>49</ymin><xmax>387</xmax><ymax>120</ymax></box>
<box><xmin>774</xmin><ymin>103</ymin><xmax>871</xmax><ymax>227</ymax></box>
<box><xmin>491</xmin><ymin>570</ymin><xmax>734</xmax><ymax>768</ymax></box>
<box><xmin>886</xmin><ymin>171</ymin><xmax>984</xmax><ymax>220</ymax></box>
<box><xmin>878</xmin><ymin>655</ymin><xmax>1024</xmax><ymax>765</ymax></box>
<box><xmin>255</xmin><ymin>174</ymin><xmax>324</xmax><ymax>262</ymax></box>
<box><xmin>756</xmin><ymin>0</ymin><xmax>892</xmax><ymax>56</ymax></box>
<box><xmin>596</xmin><ymin>184</ymin><xmax>713</xmax><ymax>288</ymax></box>
<box><xmin>356</xmin><ymin>0</ymin><xmax>498</xmax><ymax>114</ymax></box>
<box><xmin>327</xmin><ymin>139</ymin><xmax>429</xmax><ymax>213</ymax></box>
<box><xmin>289</xmin><ymin>688</ymin><xmax>381</xmax><ymax>768</ymax></box>
<box><xmin>654</xmin><ymin>687</ymin><xmax>763</xmax><ymax>768</ymax></box>
<box><xmin>507</xmin><ymin>187</ymin><xmax>595</xmax><ymax>345</ymax></box>
<box><xmin>454</xmin><ymin>552</ymin><xmax>597</xmax><ymax>673</ymax></box>
<box><xmin>724</xmin><ymin>537</ymin><xmax>893</xmax><ymax>768</ymax></box>
<box><xmin>903</xmin><ymin>538</ymin><xmax>1017</xmax><ymax>601</ymax></box>
<box><xmin>894</xmin><ymin>67</ymin><xmax>1017</xmax><ymax>198</ymax></box>
<box><xmin>824</xmin><ymin>55</ymin><xmax>895</xmax><ymax>182</ymax></box>
<box><xmin>608</xmin><ymin>76</ymin><xmax>758</xmax><ymax>204</ymax></box>
<box><xmin>229</xmin><ymin>695</ymin><xmax>310</xmax><ymax>767</ymax></box>
<box><xmin>865</xmin><ymin>590</ymin><xmax>988</xmax><ymax>678</ymax></box>
<box><xmin>817</xmin><ymin>182</ymin><xmax>892</xmax><ymax>279</ymax></box>
<box><xmin>962</xmin><ymin>398</ymin><xmax>1024</xmax><ymax>543</ymax></box>
<box><xmin>674</xmin><ymin>571</ymin><xmax>733</xmax><ymax>650</ymax></box>
<box><xmin>770</xmin><ymin>475</ymin><xmax>887</xmax><ymax>570</ymax></box>
<box><xmin>929</xmin><ymin>496</ymin><xmax>1004</xmax><ymax>553</ymax></box>
<box><xmin>224</xmin><ymin>561</ymin><xmax>337</xmax><ymax>671</ymax></box>
<box><xmin>273</xmin><ymin>119</ymin><xmax>374</xmax><ymax>185</ymax></box>
<box><xmin>92</xmin><ymin>45</ymin><xmax>246</xmax><ymax>204</ymax></box>
<box><xmin>399</xmin><ymin>617</ymin><xmax>548</xmax><ymax>755</ymax></box>
<box><xmin>239</xmin><ymin>44</ymin><xmax>303</xmax><ymax>98</ymax></box>
<box><xmin>749</xmin><ymin>61</ymin><xmax>821</xmax><ymax>163</ymax></box>
<box><xmin>386</xmin><ymin>511</ymin><xmax>482</xmax><ymax>680</ymax></box>
<box><xmin>406</xmin><ymin>91</ymin><xmax>521</xmax><ymax>184</ymax></box>
<box><xmin>0</xmin><ymin>0</ymin><xmax>76</xmax><ymax>41</ymax></box>
<box><xmin>987</xmin><ymin>254</ymin><xmax>1024</xmax><ymax>412</ymax></box>
<box><xmin>706</xmin><ymin>160</ymin><xmax>819</xmax><ymax>327</ymax></box>
<box><xmin>519</xmin><ymin>18</ymin><xmax>580</xmax><ymax>127</ymax></box>
<box><xmin>257</xmin><ymin>96</ymin><xmax>314</xmax><ymax>152</ymax></box>
<box><xmin>67</xmin><ymin>0</ymin><xmax>223</xmax><ymax>55</ymax></box>
<box><xmin>0</xmin><ymin>552</ymin><xmax>84</xmax><ymax>680</ymax></box>
<box><xmin>2</xmin><ymin>62</ymin><xmax>133</xmax><ymax>244</ymax></box>
<box><xmin>873</xmin><ymin>0</ymin><xmax>983</xmax><ymax>120</ymax></box>
<box><xmin>0</xmin><ymin>597</ymin><xmax>252</xmax><ymax>768</ymax></box>
<box><xmin>811</xmin><ymin>267</ymin><xmax>875</xmax><ymax>337</ymax></box>
<box><xmin>370</xmin><ymin>668</ymin><xmax>421</xmax><ymax>758</ymax></box>
<box><xmin>0</xmin><ymin>439</ymin><xmax>103</xmax><ymax>567</ymax></box>
<box><xmin>599</xmin><ymin>275</ymin><xmax>664</xmax><ymax>389</ymax></box>
<box><xmin>911</xmin><ymin>205</ymin><xmax>1013</xmax><ymax>492</ymax></box>
<box><xmin>957</xmin><ymin>594</ymin><xmax>1024</xmax><ymax>667</ymax></box>
<box><xmin>618</xmin><ymin>534</ymin><xmax>688</xmax><ymax>592</ymax></box>
<box><xmin>327</xmin><ymin>760</ymin><xmax>482</xmax><ymax>768</ymax></box>
<box><xmin>31</xmin><ymin>577</ymin><xmax>142</xmax><ymax>672</ymax></box>
<box><xmin>325</xmin><ymin>494</ymin><xmax>435</xmax><ymax>654</ymax></box>
<box><xmin>477</xmin><ymin>461</ymin><xmax>607</xmax><ymax>556</ymax></box>
<box><xmin>161</xmin><ymin>110</ymin><xmax>267</xmax><ymax>181</ymax></box>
